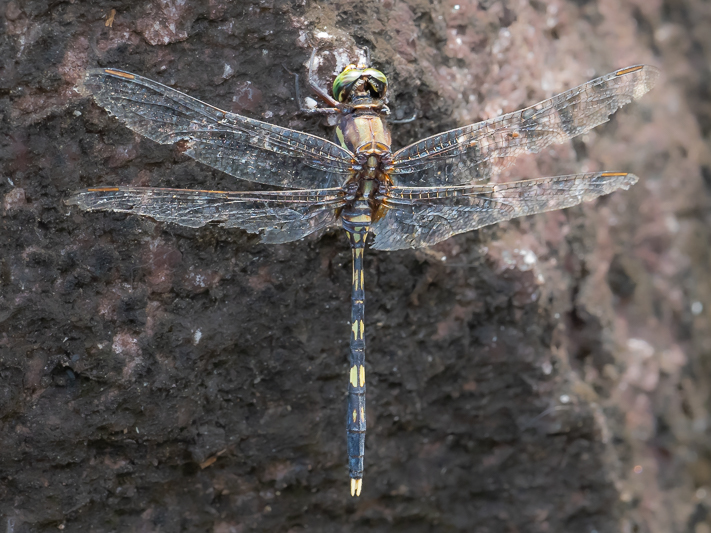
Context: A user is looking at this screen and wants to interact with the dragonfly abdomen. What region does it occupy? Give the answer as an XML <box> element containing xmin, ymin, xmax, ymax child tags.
<box><xmin>341</xmin><ymin>191</ymin><xmax>372</xmax><ymax>496</ymax></box>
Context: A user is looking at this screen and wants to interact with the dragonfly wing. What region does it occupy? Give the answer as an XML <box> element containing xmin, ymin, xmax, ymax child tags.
<box><xmin>81</xmin><ymin>69</ymin><xmax>355</xmax><ymax>190</ymax></box>
<box><xmin>67</xmin><ymin>187</ymin><xmax>346</xmax><ymax>244</ymax></box>
<box><xmin>390</xmin><ymin>65</ymin><xmax>658</xmax><ymax>186</ymax></box>
<box><xmin>370</xmin><ymin>172</ymin><xmax>637</xmax><ymax>250</ymax></box>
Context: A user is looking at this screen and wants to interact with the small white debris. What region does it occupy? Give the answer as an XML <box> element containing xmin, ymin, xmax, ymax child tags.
<box><xmin>665</xmin><ymin>214</ymin><xmax>680</xmax><ymax>234</ymax></box>
<box><xmin>627</xmin><ymin>338</ymin><xmax>654</xmax><ymax>359</ymax></box>
<box><xmin>453</xmin><ymin>4</ymin><xmax>460</xmax><ymax>9</ymax></box>
<box><xmin>193</xmin><ymin>329</ymin><xmax>203</xmax><ymax>345</ymax></box>
<box><xmin>692</xmin><ymin>301</ymin><xmax>703</xmax><ymax>315</ymax></box>
<box><xmin>522</xmin><ymin>249</ymin><xmax>537</xmax><ymax>266</ymax></box>
<box><xmin>559</xmin><ymin>394</ymin><xmax>570</xmax><ymax>404</ymax></box>
<box><xmin>541</xmin><ymin>71</ymin><xmax>556</xmax><ymax>92</ymax></box>
<box><xmin>222</xmin><ymin>63</ymin><xmax>234</xmax><ymax>79</ymax></box>
<box><xmin>304</xmin><ymin>96</ymin><xmax>318</xmax><ymax>109</ymax></box>
<box><xmin>316</xmin><ymin>31</ymin><xmax>331</xmax><ymax>39</ymax></box>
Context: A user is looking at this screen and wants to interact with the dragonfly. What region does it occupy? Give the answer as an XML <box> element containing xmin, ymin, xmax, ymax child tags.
<box><xmin>67</xmin><ymin>51</ymin><xmax>659</xmax><ymax>497</ymax></box>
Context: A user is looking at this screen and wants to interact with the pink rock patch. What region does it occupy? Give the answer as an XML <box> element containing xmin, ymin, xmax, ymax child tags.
<box><xmin>136</xmin><ymin>0</ymin><xmax>193</xmax><ymax>46</ymax></box>
<box><xmin>3</xmin><ymin>188</ymin><xmax>26</xmax><ymax>213</ymax></box>
<box><xmin>144</xmin><ymin>238</ymin><xmax>182</xmax><ymax>293</ymax></box>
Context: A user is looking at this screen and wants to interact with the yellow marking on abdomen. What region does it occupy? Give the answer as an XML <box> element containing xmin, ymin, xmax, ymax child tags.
<box><xmin>615</xmin><ymin>65</ymin><xmax>643</xmax><ymax>76</ymax></box>
<box><xmin>359</xmin><ymin>365</ymin><xmax>365</xmax><ymax>387</ymax></box>
<box><xmin>354</xmin><ymin>248</ymin><xmax>363</xmax><ymax>258</ymax></box>
<box><xmin>360</xmin><ymin>407</ymin><xmax>365</xmax><ymax>421</ymax></box>
<box><xmin>351</xmin><ymin>320</ymin><xmax>363</xmax><ymax>340</ymax></box>
<box><xmin>352</xmin><ymin>409</ymin><xmax>357</xmax><ymax>423</ymax></box>
<box><xmin>349</xmin><ymin>214</ymin><xmax>371</xmax><ymax>223</ymax></box>
<box><xmin>359</xmin><ymin>320</ymin><xmax>364</xmax><ymax>339</ymax></box>
<box><xmin>600</xmin><ymin>172</ymin><xmax>627</xmax><ymax>177</ymax></box>
<box><xmin>88</xmin><ymin>187</ymin><xmax>120</xmax><ymax>192</ymax></box>
<box><xmin>350</xmin><ymin>366</ymin><xmax>358</xmax><ymax>387</ymax></box>
<box><xmin>104</xmin><ymin>69</ymin><xmax>135</xmax><ymax>79</ymax></box>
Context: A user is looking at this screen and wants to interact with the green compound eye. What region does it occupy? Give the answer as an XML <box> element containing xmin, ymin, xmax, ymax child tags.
<box><xmin>362</xmin><ymin>69</ymin><xmax>387</xmax><ymax>87</ymax></box>
<box><xmin>364</xmin><ymin>69</ymin><xmax>387</xmax><ymax>98</ymax></box>
<box><xmin>333</xmin><ymin>68</ymin><xmax>388</xmax><ymax>102</ymax></box>
<box><xmin>333</xmin><ymin>69</ymin><xmax>363</xmax><ymax>102</ymax></box>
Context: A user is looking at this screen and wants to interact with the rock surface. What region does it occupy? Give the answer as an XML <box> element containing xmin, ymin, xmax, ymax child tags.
<box><xmin>1</xmin><ymin>0</ymin><xmax>710</xmax><ymax>531</ymax></box>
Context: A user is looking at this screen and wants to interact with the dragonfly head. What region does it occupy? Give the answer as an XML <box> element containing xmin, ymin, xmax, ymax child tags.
<box><xmin>333</xmin><ymin>65</ymin><xmax>388</xmax><ymax>103</ymax></box>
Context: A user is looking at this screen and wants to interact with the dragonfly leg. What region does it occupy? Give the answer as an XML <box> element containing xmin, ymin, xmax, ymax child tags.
<box><xmin>346</xmin><ymin>228</ymin><xmax>368</xmax><ymax>496</ymax></box>
<box><xmin>287</xmin><ymin>62</ymin><xmax>341</xmax><ymax>115</ymax></box>
<box><xmin>387</xmin><ymin>111</ymin><xmax>418</xmax><ymax>124</ymax></box>
<box><xmin>307</xmin><ymin>48</ymin><xmax>342</xmax><ymax>108</ymax></box>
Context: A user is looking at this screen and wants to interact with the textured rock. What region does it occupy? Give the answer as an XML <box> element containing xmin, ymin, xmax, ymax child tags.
<box><xmin>1</xmin><ymin>0</ymin><xmax>710</xmax><ymax>531</ymax></box>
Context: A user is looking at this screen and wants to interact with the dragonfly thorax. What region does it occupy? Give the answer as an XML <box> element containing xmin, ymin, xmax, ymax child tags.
<box><xmin>336</xmin><ymin>113</ymin><xmax>393</xmax><ymax>162</ymax></box>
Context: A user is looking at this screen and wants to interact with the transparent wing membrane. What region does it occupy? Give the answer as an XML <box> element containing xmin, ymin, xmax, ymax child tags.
<box><xmin>370</xmin><ymin>172</ymin><xmax>638</xmax><ymax>250</ymax></box>
<box><xmin>390</xmin><ymin>65</ymin><xmax>659</xmax><ymax>186</ymax></box>
<box><xmin>81</xmin><ymin>69</ymin><xmax>356</xmax><ymax>189</ymax></box>
<box><xmin>68</xmin><ymin>187</ymin><xmax>346</xmax><ymax>244</ymax></box>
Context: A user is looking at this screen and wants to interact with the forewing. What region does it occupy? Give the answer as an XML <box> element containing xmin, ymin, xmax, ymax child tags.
<box><xmin>81</xmin><ymin>69</ymin><xmax>355</xmax><ymax>189</ymax></box>
<box><xmin>68</xmin><ymin>187</ymin><xmax>346</xmax><ymax>244</ymax></box>
<box><xmin>370</xmin><ymin>172</ymin><xmax>637</xmax><ymax>250</ymax></box>
<box><xmin>390</xmin><ymin>65</ymin><xmax>658</xmax><ymax>186</ymax></box>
